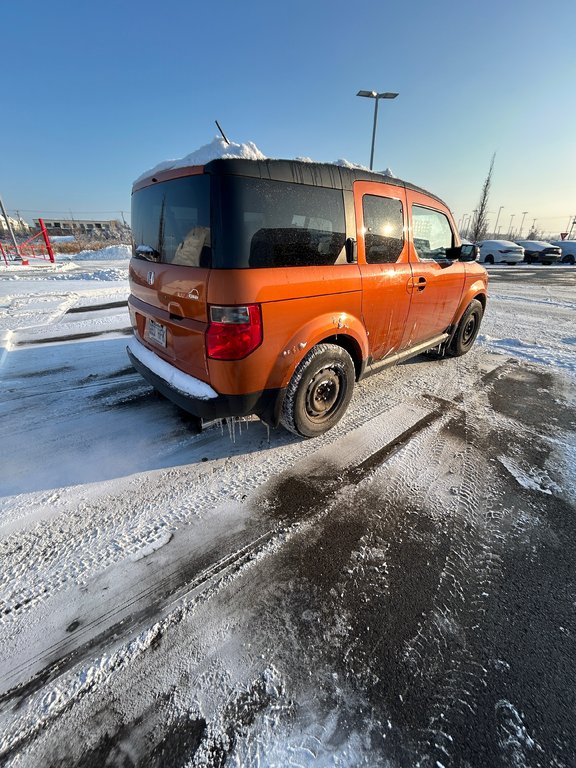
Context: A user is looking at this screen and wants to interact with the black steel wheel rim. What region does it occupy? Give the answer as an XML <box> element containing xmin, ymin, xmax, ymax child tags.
<box><xmin>305</xmin><ymin>367</ymin><xmax>342</xmax><ymax>422</ymax></box>
<box><xmin>462</xmin><ymin>313</ymin><xmax>478</xmax><ymax>345</ymax></box>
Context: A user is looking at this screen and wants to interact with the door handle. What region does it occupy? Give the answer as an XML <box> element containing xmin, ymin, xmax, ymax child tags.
<box><xmin>408</xmin><ymin>276</ymin><xmax>427</xmax><ymax>292</ymax></box>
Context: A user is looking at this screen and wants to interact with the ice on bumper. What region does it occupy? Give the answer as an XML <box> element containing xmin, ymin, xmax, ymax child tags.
<box><xmin>127</xmin><ymin>336</ymin><xmax>217</xmax><ymax>400</ymax></box>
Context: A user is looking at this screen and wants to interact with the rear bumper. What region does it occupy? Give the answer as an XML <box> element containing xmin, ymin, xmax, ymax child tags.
<box><xmin>126</xmin><ymin>336</ymin><xmax>283</xmax><ymax>425</ymax></box>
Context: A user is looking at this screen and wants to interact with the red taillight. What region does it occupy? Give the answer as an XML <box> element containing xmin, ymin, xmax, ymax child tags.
<box><xmin>206</xmin><ymin>304</ymin><xmax>263</xmax><ymax>360</ymax></box>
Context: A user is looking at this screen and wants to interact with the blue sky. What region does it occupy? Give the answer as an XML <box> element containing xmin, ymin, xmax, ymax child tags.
<box><xmin>3</xmin><ymin>0</ymin><xmax>575</xmax><ymax>237</ymax></box>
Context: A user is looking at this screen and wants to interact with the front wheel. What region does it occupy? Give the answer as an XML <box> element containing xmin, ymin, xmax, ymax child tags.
<box><xmin>485</xmin><ymin>254</ymin><xmax>494</xmax><ymax>265</ymax></box>
<box><xmin>447</xmin><ymin>299</ymin><xmax>484</xmax><ymax>357</ymax></box>
<box><xmin>280</xmin><ymin>343</ymin><xmax>355</xmax><ymax>437</ymax></box>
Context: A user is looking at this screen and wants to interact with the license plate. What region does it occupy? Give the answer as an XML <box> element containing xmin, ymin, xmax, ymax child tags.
<box><xmin>147</xmin><ymin>318</ymin><xmax>167</xmax><ymax>347</ymax></box>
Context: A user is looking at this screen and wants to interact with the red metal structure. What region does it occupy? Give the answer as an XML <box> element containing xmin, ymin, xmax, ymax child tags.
<box><xmin>1</xmin><ymin>219</ymin><xmax>55</xmax><ymax>265</ymax></box>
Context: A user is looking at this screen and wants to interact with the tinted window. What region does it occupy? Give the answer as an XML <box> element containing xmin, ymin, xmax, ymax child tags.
<box><xmin>412</xmin><ymin>205</ymin><xmax>454</xmax><ymax>260</ymax></box>
<box><xmin>362</xmin><ymin>195</ymin><xmax>404</xmax><ymax>263</ymax></box>
<box><xmin>131</xmin><ymin>176</ymin><xmax>211</xmax><ymax>267</ymax></box>
<box><xmin>217</xmin><ymin>177</ymin><xmax>346</xmax><ymax>268</ymax></box>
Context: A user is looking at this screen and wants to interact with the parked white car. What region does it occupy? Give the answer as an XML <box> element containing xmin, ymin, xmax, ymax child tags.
<box><xmin>549</xmin><ymin>240</ymin><xmax>576</xmax><ymax>265</ymax></box>
<box><xmin>478</xmin><ymin>240</ymin><xmax>525</xmax><ymax>265</ymax></box>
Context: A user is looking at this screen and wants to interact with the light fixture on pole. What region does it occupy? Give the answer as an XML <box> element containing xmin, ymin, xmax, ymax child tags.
<box><xmin>357</xmin><ymin>90</ymin><xmax>399</xmax><ymax>170</ymax></box>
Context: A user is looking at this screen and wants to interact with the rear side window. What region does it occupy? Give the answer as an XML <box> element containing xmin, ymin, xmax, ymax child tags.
<box><xmin>412</xmin><ymin>205</ymin><xmax>454</xmax><ymax>260</ymax></box>
<box><xmin>362</xmin><ymin>195</ymin><xmax>404</xmax><ymax>263</ymax></box>
<box><xmin>132</xmin><ymin>176</ymin><xmax>211</xmax><ymax>267</ymax></box>
<box><xmin>217</xmin><ymin>177</ymin><xmax>346</xmax><ymax>269</ymax></box>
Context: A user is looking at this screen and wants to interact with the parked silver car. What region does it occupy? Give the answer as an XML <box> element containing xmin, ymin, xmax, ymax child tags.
<box><xmin>478</xmin><ymin>240</ymin><xmax>525</xmax><ymax>265</ymax></box>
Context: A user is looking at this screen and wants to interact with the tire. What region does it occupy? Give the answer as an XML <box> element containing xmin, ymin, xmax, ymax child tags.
<box><xmin>280</xmin><ymin>343</ymin><xmax>355</xmax><ymax>437</ymax></box>
<box><xmin>447</xmin><ymin>299</ymin><xmax>484</xmax><ymax>357</ymax></box>
<box><xmin>562</xmin><ymin>255</ymin><xmax>575</xmax><ymax>265</ymax></box>
<box><xmin>485</xmin><ymin>255</ymin><xmax>494</xmax><ymax>265</ymax></box>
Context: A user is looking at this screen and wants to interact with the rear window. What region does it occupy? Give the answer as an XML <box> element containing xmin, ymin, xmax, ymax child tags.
<box><xmin>132</xmin><ymin>176</ymin><xmax>211</xmax><ymax>267</ymax></box>
<box><xmin>216</xmin><ymin>177</ymin><xmax>347</xmax><ymax>268</ymax></box>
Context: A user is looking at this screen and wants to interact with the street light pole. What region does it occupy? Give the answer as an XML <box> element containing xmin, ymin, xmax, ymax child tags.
<box><xmin>519</xmin><ymin>211</ymin><xmax>528</xmax><ymax>238</ymax></box>
<box><xmin>493</xmin><ymin>206</ymin><xmax>504</xmax><ymax>238</ymax></box>
<box><xmin>508</xmin><ymin>214</ymin><xmax>515</xmax><ymax>238</ymax></box>
<box><xmin>357</xmin><ymin>90</ymin><xmax>399</xmax><ymax>170</ymax></box>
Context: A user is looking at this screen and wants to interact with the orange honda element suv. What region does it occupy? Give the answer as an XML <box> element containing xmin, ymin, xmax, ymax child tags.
<box><xmin>127</xmin><ymin>158</ymin><xmax>487</xmax><ymax>437</ymax></box>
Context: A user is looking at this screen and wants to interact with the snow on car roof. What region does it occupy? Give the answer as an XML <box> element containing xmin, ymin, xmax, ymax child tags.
<box><xmin>480</xmin><ymin>240</ymin><xmax>522</xmax><ymax>247</ymax></box>
<box><xmin>515</xmin><ymin>240</ymin><xmax>554</xmax><ymax>247</ymax></box>
<box><xmin>134</xmin><ymin>137</ymin><xmax>396</xmax><ymax>183</ymax></box>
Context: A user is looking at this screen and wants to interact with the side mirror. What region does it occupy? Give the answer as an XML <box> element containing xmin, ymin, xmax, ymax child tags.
<box><xmin>345</xmin><ymin>237</ymin><xmax>357</xmax><ymax>264</ymax></box>
<box><xmin>460</xmin><ymin>244</ymin><xmax>479</xmax><ymax>262</ymax></box>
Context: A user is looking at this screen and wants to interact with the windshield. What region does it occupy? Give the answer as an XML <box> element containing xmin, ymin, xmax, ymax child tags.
<box><xmin>131</xmin><ymin>176</ymin><xmax>211</xmax><ymax>267</ymax></box>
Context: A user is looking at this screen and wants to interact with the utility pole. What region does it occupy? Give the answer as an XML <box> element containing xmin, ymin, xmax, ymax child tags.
<box><xmin>0</xmin><ymin>194</ymin><xmax>21</xmax><ymax>258</ymax></box>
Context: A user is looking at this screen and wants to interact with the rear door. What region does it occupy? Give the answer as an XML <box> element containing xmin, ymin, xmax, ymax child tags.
<box><xmin>354</xmin><ymin>181</ymin><xmax>413</xmax><ymax>361</ymax></box>
<box><xmin>401</xmin><ymin>191</ymin><xmax>465</xmax><ymax>348</ymax></box>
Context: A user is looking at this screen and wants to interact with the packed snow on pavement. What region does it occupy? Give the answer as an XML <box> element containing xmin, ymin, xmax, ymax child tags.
<box><xmin>1</xmin><ymin>246</ymin><xmax>575</xmax><ymax>767</ymax></box>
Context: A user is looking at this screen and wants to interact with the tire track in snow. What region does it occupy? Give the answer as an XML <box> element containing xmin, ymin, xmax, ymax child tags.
<box><xmin>401</xmin><ymin>357</ymin><xmax>512</xmax><ymax>766</ymax></box>
<box><xmin>0</xmin><ymin>374</ymin><xmax>452</xmax><ymax>627</ymax></box>
<box><xmin>0</xmin><ymin>404</ymin><xmax>443</xmax><ymax>709</ymax></box>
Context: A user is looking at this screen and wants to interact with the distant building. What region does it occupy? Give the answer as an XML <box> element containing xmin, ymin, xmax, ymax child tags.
<box><xmin>32</xmin><ymin>218</ymin><xmax>124</xmax><ymax>237</ymax></box>
<box><xmin>0</xmin><ymin>215</ymin><xmax>29</xmax><ymax>235</ymax></box>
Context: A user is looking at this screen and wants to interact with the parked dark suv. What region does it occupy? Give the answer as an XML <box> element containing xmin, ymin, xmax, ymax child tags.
<box><xmin>515</xmin><ymin>240</ymin><xmax>562</xmax><ymax>265</ymax></box>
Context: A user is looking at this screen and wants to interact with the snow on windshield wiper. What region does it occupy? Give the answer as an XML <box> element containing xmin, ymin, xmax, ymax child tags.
<box><xmin>135</xmin><ymin>244</ymin><xmax>160</xmax><ymax>262</ymax></box>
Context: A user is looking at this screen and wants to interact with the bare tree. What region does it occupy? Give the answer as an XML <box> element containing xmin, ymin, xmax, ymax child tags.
<box><xmin>470</xmin><ymin>153</ymin><xmax>496</xmax><ymax>243</ymax></box>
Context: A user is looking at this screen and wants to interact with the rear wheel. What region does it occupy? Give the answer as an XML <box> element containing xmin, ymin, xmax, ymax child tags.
<box><xmin>447</xmin><ymin>299</ymin><xmax>484</xmax><ymax>357</ymax></box>
<box><xmin>485</xmin><ymin>254</ymin><xmax>494</xmax><ymax>264</ymax></box>
<box><xmin>280</xmin><ymin>343</ymin><xmax>355</xmax><ymax>437</ymax></box>
<box><xmin>562</xmin><ymin>255</ymin><xmax>575</xmax><ymax>265</ymax></box>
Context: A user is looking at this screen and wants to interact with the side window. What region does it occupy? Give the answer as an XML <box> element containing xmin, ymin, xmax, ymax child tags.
<box><xmin>412</xmin><ymin>205</ymin><xmax>454</xmax><ymax>261</ymax></box>
<box><xmin>362</xmin><ymin>195</ymin><xmax>404</xmax><ymax>264</ymax></box>
<box><xmin>219</xmin><ymin>177</ymin><xmax>347</xmax><ymax>268</ymax></box>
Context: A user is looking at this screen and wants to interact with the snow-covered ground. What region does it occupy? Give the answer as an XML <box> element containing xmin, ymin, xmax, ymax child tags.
<box><xmin>1</xmin><ymin>252</ymin><xmax>575</xmax><ymax>767</ymax></box>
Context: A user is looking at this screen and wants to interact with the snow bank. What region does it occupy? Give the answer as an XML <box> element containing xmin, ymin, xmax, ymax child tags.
<box><xmin>65</xmin><ymin>244</ymin><xmax>131</xmax><ymax>262</ymax></box>
<box><xmin>135</xmin><ymin>137</ymin><xmax>396</xmax><ymax>183</ymax></box>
